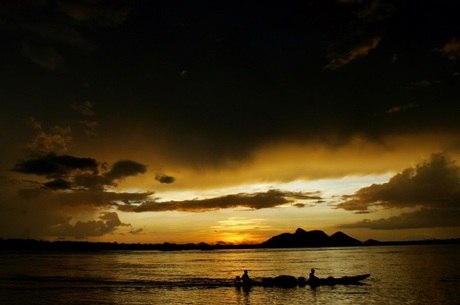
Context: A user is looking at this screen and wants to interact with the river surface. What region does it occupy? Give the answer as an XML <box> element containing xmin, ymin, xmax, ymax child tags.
<box><xmin>1</xmin><ymin>245</ymin><xmax>459</xmax><ymax>305</ymax></box>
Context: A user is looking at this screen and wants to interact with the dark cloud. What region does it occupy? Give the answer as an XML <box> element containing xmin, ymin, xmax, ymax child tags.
<box><xmin>21</xmin><ymin>40</ymin><xmax>64</xmax><ymax>70</ymax></box>
<box><xmin>1</xmin><ymin>1</ymin><xmax>459</xmax><ymax>167</ymax></box>
<box><xmin>118</xmin><ymin>190</ymin><xmax>322</xmax><ymax>213</ymax></box>
<box><xmin>25</xmin><ymin>22</ymin><xmax>94</xmax><ymax>51</ymax></box>
<box><xmin>72</xmin><ymin>100</ymin><xmax>95</xmax><ymax>116</ymax></box>
<box><xmin>13</xmin><ymin>154</ymin><xmax>148</xmax><ymax>192</ymax></box>
<box><xmin>338</xmin><ymin>154</ymin><xmax>460</xmax><ymax>229</ymax></box>
<box><xmin>356</xmin><ymin>0</ymin><xmax>397</xmax><ymax>22</ymax></box>
<box><xmin>325</xmin><ymin>37</ymin><xmax>382</xmax><ymax>70</ymax></box>
<box><xmin>129</xmin><ymin>228</ymin><xmax>144</xmax><ymax>235</ymax></box>
<box><xmin>337</xmin><ymin>154</ymin><xmax>460</xmax><ymax>212</ymax></box>
<box><xmin>72</xmin><ymin>101</ymin><xmax>99</xmax><ymax>137</ymax></box>
<box><xmin>9</xmin><ymin>152</ymin><xmax>151</xmax><ymax>238</ymax></box>
<box><xmin>57</xmin><ymin>0</ymin><xmax>130</xmax><ymax>27</ymax></box>
<box><xmin>24</xmin><ymin>119</ymin><xmax>72</xmax><ymax>155</ymax></box>
<box><xmin>340</xmin><ymin>208</ymin><xmax>460</xmax><ymax>230</ymax></box>
<box><xmin>50</xmin><ymin>212</ymin><xmax>128</xmax><ymax>238</ymax></box>
<box><xmin>440</xmin><ymin>37</ymin><xmax>460</xmax><ymax>61</ymax></box>
<box><xmin>13</xmin><ymin>154</ymin><xmax>98</xmax><ymax>178</ymax></box>
<box><xmin>155</xmin><ymin>174</ymin><xmax>176</xmax><ymax>184</ymax></box>
<box><xmin>43</xmin><ymin>178</ymin><xmax>72</xmax><ymax>190</ymax></box>
<box><xmin>386</xmin><ymin>103</ymin><xmax>418</xmax><ymax>114</ymax></box>
<box><xmin>104</xmin><ymin>160</ymin><xmax>147</xmax><ymax>181</ymax></box>
<box><xmin>0</xmin><ymin>0</ymin><xmax>130</xmax><ymax>70</ymax></box>
<box><xmin>72</xmin><ymin>173</ymin><xmax>107</xmax><ymax>191</ymax></box>
<box><xmin>0</xmin><ymin>176</ymin><xmax>143</xmax><ymax>239</ymax></box>
<box><xmin>18</xmin><ymin>187</ymin><xmax>153</xmax><ymax>209</ymax></box>
<box><xmin>80</xmin><ymin>120</ymin><xmax>99</xmax><ymax>137</ymax></box>
<box><xmin>325</xmin><ymin>0</ymin><xmax>396</xmax><ymax>70</ymax></box>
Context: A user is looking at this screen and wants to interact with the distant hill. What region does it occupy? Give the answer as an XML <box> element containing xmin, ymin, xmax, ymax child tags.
<box><xmin>260</xmin><ymin>228</ymin><xmax>363</xmax><ymax>248</ymax></box>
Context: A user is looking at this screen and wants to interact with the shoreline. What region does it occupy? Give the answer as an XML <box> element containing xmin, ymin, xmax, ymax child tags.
<box><xmin>1</xmin><ymin>237</ymin><xmax>459</xmax><ymax>252</ymax></box>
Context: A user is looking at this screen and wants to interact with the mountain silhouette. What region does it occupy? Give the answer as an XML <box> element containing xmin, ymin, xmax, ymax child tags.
<box><xmin>260</xmin><ymin>228</ymin><xmax>362</xmax><ymax>248</ymax></box>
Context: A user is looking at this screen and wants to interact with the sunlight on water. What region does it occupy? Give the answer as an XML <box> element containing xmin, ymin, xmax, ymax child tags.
<box><xmin>1</xmin><ymin>245</ymin><xmax>459</xmax><ymax>305</ymax></box>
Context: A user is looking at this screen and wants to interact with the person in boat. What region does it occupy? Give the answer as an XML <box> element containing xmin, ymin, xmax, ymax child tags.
<box><xmin>309</xmin><ymin>268</ymin><xmax>319</xmax><ymax>284</ymax></box>
<box><xmin>234</xmin><ymin>275</ymin><xmax>242</xmax><ymax>285</ymax></box>
<box><xmin>241</xmin><ymin>270</ymin><xmax>251</xmax><ymax>286</ymax></box>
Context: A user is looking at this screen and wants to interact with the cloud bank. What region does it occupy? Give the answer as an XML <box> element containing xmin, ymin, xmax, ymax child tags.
<box><xmin>0</xmin><ymin>0</ymin><xmax>131</xmax><ymax>70</ymax></box>
<box><xmin>338</xmin><ymin>154</ymin><xmax>460</xmax><ymax>229</ymax></box>
<box><xmin>24</xmin><ymin>118</ymin><xmax>72</xmax><ymax>155</ymax></box>
<box><xmin>325</xmin><ymin>37</ymin><xmax>382</xmax><ymax>70</ymax></box>
<box><xmin>441</xmin><ymin>37</ymin><xmax>460</xmax><ymax>61</ymax></box>
<box><xmin>8</xmin><ymin>152</ymin><xmax>323</xmax><ymax>239</ymax></box>
<box><xmin>50</xmin><ymin>212</ymin><xmax>128</xmax><ymax>238</ymax></box>
<box><xmin>5</xmin><ymin>153</ymin><xmax>151</xmax><ymax>239</ymax></box>
<box><xmin>13</xmin><ymin>154</ymin><xmax>147</xmax><ymax>190</ymax></box>
<box><xmin>118</xmin><ymin>190</ymin><xmax>322</xmax><ymax>213</ymax></box>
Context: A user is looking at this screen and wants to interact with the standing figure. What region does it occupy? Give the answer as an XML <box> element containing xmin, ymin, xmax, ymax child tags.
<box><xmin>309</xmin><ymin>268</ymin><xmax>319</xmax><ymax>286</ymax></box>
<box><xmin>241</xmin><ymin>270</ymin><xmax>251</xmax><ymax>286</ymax></box>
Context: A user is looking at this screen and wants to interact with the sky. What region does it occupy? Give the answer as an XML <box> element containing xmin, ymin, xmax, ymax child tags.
<box><xmin>1</xmin><ymin>0</ymin><xmax>459</xmax><ymax>244</ymax></box>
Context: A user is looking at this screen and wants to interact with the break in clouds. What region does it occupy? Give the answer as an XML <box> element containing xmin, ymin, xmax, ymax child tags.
<box><xmin>9</xmin><ymin>152</ymin><xmax>460</xmax><ymax>238</ymax></box>
<box><xmin>338</xmin><ymin>154</ymin><xmax>460</xmax><ymax>230</ymax></box>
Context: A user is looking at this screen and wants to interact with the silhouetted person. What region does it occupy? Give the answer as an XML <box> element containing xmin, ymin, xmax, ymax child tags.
<box><xmin>241</xmin><ymin>270</ymin><xmax>251</xmax><ymax>286</ymax></box>
<box><xmin>309</xmin><ymin>268</ymin><xmax>319</xmax><ymax>285</ymax></box>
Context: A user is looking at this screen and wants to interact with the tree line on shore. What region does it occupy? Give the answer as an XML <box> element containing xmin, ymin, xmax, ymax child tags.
<box><xmin>1</xmin><ymin>228</ymin><xmax>459</xmax><ymax>252</ymax></box>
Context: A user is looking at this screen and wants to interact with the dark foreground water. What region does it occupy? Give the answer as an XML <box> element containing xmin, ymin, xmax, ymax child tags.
<box><xmin>1</xmin><ymin>245</ymin><xmax>459</xmax><ymax>305</ymax></box>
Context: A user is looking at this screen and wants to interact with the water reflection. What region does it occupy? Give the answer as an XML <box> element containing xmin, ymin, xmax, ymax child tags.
<box><xmin>235</xmin><ymin>286</ymin><xmax>251</xmax><ymax>305</ymax></box>
<box><xmin>1</xmin><ymin>245</ymin><xmax>459</xmax><ymax>305</ymax></box>
<box><xmin>0</xmin><ymin>252</ymin><xmax>121</xmax><ymax>305</ymax></box>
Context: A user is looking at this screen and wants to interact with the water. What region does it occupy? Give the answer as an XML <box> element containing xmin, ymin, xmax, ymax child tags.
<box><xmin>1</xmin><ymin>245</ymin><xmax>459</xmax><ymax>305</ymax></box>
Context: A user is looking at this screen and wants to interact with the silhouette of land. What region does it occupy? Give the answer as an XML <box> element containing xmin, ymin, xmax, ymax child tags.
<box><xmin>260</xmin><ymin>228</ymin><xmax>363</xmax><ymax>248</ymax></box>
<box><xmin>1</xmin><ymin>228</ymin><xmax>459</xmax><ymax>251</ymax></box>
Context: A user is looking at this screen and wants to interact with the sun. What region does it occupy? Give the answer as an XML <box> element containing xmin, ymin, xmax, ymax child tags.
<box><xmin>216</xmin><ymin>232</ymin><xmax>258</xmax><ymax>245</ymax></box>
<box><xmin>210</xmin><ymin>217</ymin><xmax>271</xmax><ymax>244</ymax></box>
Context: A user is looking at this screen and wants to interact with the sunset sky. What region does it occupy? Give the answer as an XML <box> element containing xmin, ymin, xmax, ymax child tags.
<box><xmin>1</xmin><ymin>0</ymin><xmax>459</xmax><ymax>244</ymax></box>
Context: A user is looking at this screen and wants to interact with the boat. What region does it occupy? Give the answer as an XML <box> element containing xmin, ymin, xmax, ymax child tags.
<box><xmin>299</xmin><ymin>273</ymin><xmax>371</xmax><ymax>287</ymax></box>
<box><xmin>235</xmin><ymin>274</ymin><xmax>370</xmax><ymax>288</ymax></box>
